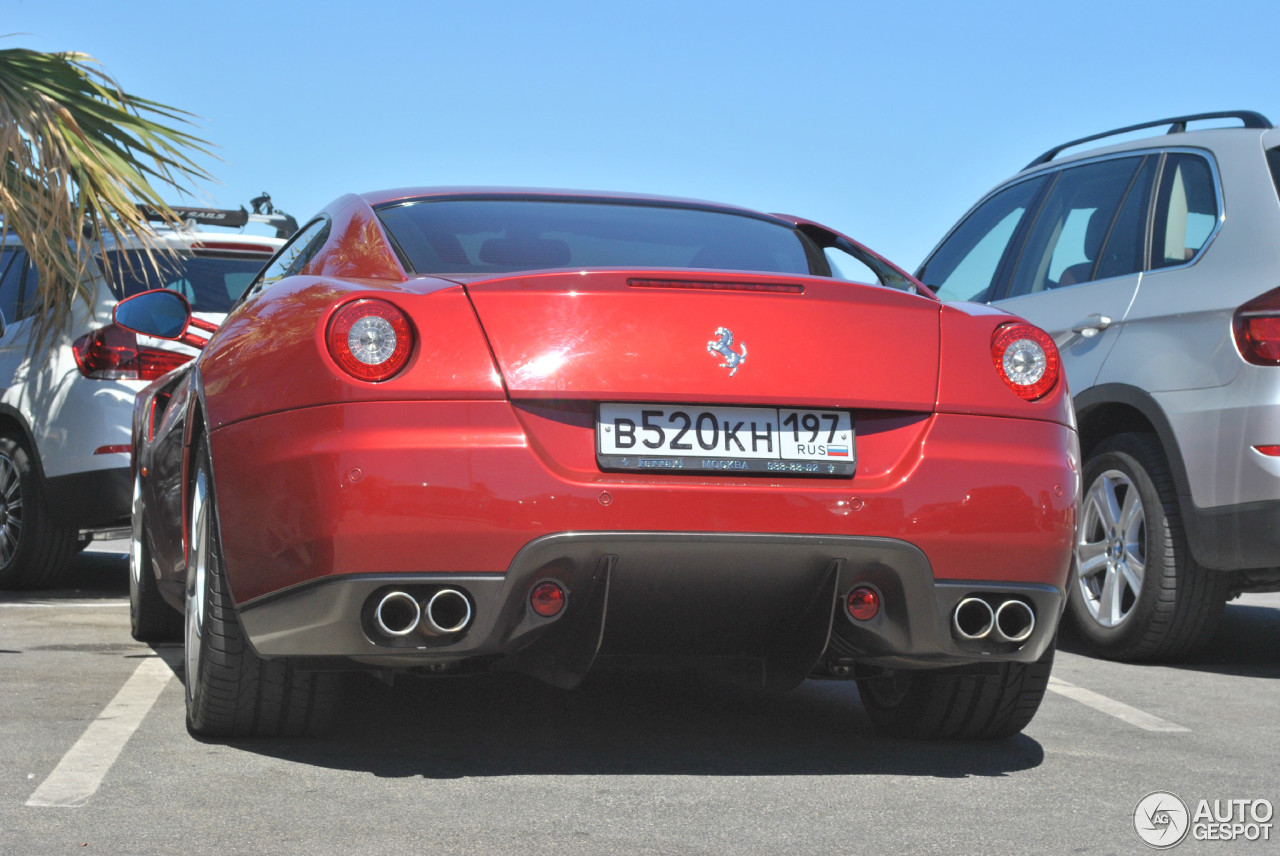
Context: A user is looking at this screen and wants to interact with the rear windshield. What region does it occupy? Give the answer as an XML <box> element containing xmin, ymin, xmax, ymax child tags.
<box><xmin>102</xmin><ymin>249</ymin><xmax>274</xmax><ymax>313</ymax></box>
<box><xmin>376</xmin><ymin>199</ymin><xmax>815</xmax><ymax>276</ymax></box>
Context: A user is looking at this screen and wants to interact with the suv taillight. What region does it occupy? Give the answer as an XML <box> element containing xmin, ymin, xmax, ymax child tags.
<box><xmin>1233</xmin><ymin>286</ymin><xmax>1280</xmax><ymax>365</ymax></box>
<box><xmin>72</xmin><ymin>324</ymin><xmax>192</xmax><ymax>380</ymax></box>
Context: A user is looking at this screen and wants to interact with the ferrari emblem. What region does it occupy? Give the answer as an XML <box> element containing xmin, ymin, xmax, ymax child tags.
<box><xmin>707</xmin><ymin>327</ymin><xmax>746</xmax><ymax>377</ymax></box>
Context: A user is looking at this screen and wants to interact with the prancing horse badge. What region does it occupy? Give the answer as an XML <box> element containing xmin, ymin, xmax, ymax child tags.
<box><xmin>707</xmin><ymin>327</ymin><xmax>746</xmax><ymax>377</ymax></box>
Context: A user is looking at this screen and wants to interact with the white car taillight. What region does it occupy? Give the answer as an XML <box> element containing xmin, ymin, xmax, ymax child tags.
<box><xmin>991</xmin><ymin>322</ymin><xmax>1060</xmax><ymax>401</ymax></box>
<box><xmin>325</xmin><ymin>299</ymin><xmax>414</xmax><ymax>382</ymax></box>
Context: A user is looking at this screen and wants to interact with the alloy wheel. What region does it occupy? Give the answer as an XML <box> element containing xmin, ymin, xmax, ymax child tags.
<box><xmin>1076</xmin><ymin>468</ymin><xmax>1146</xmax><ymax>627</ymax></box>
<box><xmin>0</xmin><ymin>452</ymin><xmax>22</xmax><ymax>567</ymax></box>
<box><xmin>185</xmin><ymin>469</ymin><xmax>209</xmax><ymax>698</ymax></box>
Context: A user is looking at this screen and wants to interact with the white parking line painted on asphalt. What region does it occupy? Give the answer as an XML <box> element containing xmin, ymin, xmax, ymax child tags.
<box><xmin>1047</xmin><ymin>676</ymin><xmax>1190</xmax><ymax>733</ymax></box>
<box><xmin>26</xmin><ymin>656</ymin><xmax>174</xmax><ymax>808</ymax></box>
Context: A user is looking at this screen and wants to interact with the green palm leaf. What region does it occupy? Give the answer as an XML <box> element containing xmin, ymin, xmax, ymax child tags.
<box><xmin>0</xmin><ymin>46</ymin><xmax>213</xmax><ymax>353</ymax></box>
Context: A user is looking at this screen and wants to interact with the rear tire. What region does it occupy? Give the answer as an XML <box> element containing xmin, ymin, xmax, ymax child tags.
<box><xmin>1069</xmin><ymin>433</ymin><xmax>1229</xmax><ymax>661</ymax></box>
<box><xmin>184</xmin><ymin>437</ymin><xmax>338</xmax><ymax>737</ymax></box>
<box><xmin>857</xmin><ymin>640</ymin><xmax>1055</xmax><ymax>740</ymax></box>
<box><xmin>129</xmin><ymin>473</ymin><xmax>181</xmax><ymax>642</ymax></box>
<box><xmin>0</xmin><ymin>435</ymin><xmax>77</xmax><ymax>590</ymax></box>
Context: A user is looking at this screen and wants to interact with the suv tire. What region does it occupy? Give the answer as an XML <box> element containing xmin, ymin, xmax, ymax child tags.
<box><xmin>1070</xmin><ymin>433</ymin><xmax>1230</xmax><ymax>660</ymax></box>
<box><xmin>0</xmin><ymin>435</ymin><xmax>78</xmax><ymax>590</ymax></box>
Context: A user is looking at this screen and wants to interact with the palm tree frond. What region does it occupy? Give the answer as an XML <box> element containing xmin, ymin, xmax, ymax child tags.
<box><xmin>0</xmin><ymin>46</ymin><xmax>215</xmax><ymax>354</ymax></box>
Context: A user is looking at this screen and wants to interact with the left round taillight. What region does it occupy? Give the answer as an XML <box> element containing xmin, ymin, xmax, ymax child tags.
<box><xmin>326</xmin><ymin>299</ymin><xmax>414</xmax><ymax>382</ymax></box>
<box><xmin>991</xmin><ymin>322</ymin><xmax>1060</xmax><ymax>401</ymax></box>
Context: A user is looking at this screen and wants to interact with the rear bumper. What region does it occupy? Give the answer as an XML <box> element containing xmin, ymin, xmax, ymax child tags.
<box><xmin>238</xmin><ymin>532</ymin><xmax>1064</xmax><ymax>685</ymax></box>
<box><xmin>209</xmin><ymin>400</ymin><xmax>1078</xmax><ymax>604</ymax></box>
<box><xmin>46</xmin><ymin>466</ymin><xmax>131</xmax><ymax>530</ymax></box>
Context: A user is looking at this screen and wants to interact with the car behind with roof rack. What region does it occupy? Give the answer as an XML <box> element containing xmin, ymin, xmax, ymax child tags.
<box><xmin>917</xmin><ymin>111</ymin><xmax>1280</xmax><ymax>660</ymax></box>
<box><xmin>0</xmin><ymin>199</ymin><xmax>291</xmax><ymax>592</ymax></box>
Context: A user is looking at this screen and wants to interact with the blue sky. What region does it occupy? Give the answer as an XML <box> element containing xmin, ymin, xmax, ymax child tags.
<box><xmin>10</xmin><ymin>0</ymin><xmax>1280</xmax><ymax>268</ymax></box>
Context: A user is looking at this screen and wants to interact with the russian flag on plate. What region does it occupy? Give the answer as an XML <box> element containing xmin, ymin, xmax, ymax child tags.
<box><xmin>827</xmin><ymin>446</ymin><xmax>849</xmax><ymax>457</ymax></box>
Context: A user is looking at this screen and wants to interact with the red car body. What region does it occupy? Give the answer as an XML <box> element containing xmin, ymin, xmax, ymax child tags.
<box><xmin>126</xmin><ymin>188</ymin><xmax>1078</xmax><ymax>739</ymax></box>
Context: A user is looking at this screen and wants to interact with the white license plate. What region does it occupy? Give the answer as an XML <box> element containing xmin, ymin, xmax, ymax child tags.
<box><xmin>597</xmin><ymin>403</ymin><xmax>855</xmax><ymax>476</ymax></box>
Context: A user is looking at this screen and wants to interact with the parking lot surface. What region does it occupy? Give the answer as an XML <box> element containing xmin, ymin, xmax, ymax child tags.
<box><xmin>2</xmin><ymin>544</ymin><xmax>1277</xmax><ymax>855</ymax></box>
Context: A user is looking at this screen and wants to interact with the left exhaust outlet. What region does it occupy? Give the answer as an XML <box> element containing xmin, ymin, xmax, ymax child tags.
<box><xmin>374</xmin><ymin>591</ymin><xmax>422</xmax><ymax>637</ymax></box>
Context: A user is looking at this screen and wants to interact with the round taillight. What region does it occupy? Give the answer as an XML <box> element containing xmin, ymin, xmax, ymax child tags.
<box><xmin>326</xmin><ymin>299</ymin><xmax>413</xmax><ymax>382</ymax></box>
<box><xmin>846</xmin><ymin>586</ymin><xmax>880</xmax><ymax>621</ymax></box>
<box><xmin>530</xmin><ymin>581</ymin><xmax>566</xmax><ymax>618</ymax></box>
<box><xmin>991</xmin><ymin>322</ymin><xmax>1060</xmax><ymax>401</ymax></box>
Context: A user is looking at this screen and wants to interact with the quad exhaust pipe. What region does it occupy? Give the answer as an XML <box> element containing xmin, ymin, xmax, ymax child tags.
<box><xmin>951</xmin><ymin>596</ymin><xmax>1035</xmax><ymax>644</ymax></box>
<box><xmin>372</xmin><ymin>588</ymin><xmax>472</xmax><ymax>639</ymax></box>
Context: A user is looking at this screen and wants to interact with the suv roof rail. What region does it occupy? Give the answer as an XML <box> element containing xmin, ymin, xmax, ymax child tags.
<box><xmin>1025</xmin><ymin>110</ymin><xmax>1274</xmax><ymax>169</ymax></box>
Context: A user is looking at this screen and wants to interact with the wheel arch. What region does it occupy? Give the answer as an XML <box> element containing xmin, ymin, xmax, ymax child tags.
<box><xmin>1073</xmin><ymin>383</ymin><xmax>1206</xmax><ymax>563</ymax></box>
<box><xmin>0</xmin><ymin>404</ymin><xmax>47</xmax><ymax>482</ymax></box>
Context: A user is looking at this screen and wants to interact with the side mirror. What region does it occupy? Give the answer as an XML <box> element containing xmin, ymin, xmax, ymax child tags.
<box><xmin>113</xmin><ymin>289</ymin><xmax>217</xmax><ymax>350</ymax></box>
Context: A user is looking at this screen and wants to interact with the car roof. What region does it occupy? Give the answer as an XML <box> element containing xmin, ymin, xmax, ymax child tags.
<box><xmin>359</xmin><ymin>186</ymin><xmax>790</xmax><ymax>222</ymax></box>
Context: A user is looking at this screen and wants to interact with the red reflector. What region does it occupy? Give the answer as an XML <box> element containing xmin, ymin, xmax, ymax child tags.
<box><xmin>529</xmin><ymin>581</ymin><xmax>566</xmax><ymax>617</ymax></box>
<box><xmin>627</xmin><ymin>278</ymin><xmax>805</xmax><ymax>294</ymax></box>
<box><xmin>1255</xmin><ymin>445</ymin><xmax>1280</xmax><ymax>456</ymax></box>
<box><xmin>93</xmin><ymin>445</ymin><xmax>131</xmax><ymax>455</ymax></box>
<box><xmin>846</xmin><ymin>586</ymin><xmax>880</xmax><ymax>621</ymax></box>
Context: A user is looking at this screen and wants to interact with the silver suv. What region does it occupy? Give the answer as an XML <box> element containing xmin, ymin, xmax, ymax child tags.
<box><xmin>917</xmin><ymin>111</ymin><xmax>1280</xmax><ymax>660</ymax></box>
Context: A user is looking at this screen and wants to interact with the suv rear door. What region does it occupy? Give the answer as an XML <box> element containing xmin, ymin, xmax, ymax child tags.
<box><xmin>920</xmin><ymin>155</ymin><xmax>1155</xmax><ymax>395</ymax></box>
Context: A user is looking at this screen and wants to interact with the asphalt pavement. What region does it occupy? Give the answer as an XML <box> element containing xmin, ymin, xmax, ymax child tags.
<box><xmin>1</xmin><ymin>542</ymin><xmax>1277</xmax><ymax>855</ymax></box>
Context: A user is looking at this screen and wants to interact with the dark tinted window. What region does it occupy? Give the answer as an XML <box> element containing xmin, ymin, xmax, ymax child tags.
<box><xmin>1151</xmin><ymin>153</ymin><xmax>1218</xmax><ymax>269</ymax></box>
<box><xmin>0</xmin><ymin>249</ymin><xmax>39</xmax><ymax>323</ymax></box>
<box><xmin>0</xmin><ymin>249</ymin><xmax>24</xmax><ymax>323</ymax></box>
<box><xmin>377</xmin><ymin>199</ymin><xmax>813</xmax><ymax>276</ymax></box>
<box><xmin>1095</xmin><ymin>157</ymin><xmax>1156</xmax><ymax>280</ymax></box>
<box><xmin>102</xmin><ymin>249</ymin><xmax>272</xmax><ymax>313</ymax></box>
<box><xmin>1008</xmin><ymin>157</ymin><xmax>1144</xmax><ymax>297</ymax></box>
<box><xmin>917</xmin><ymin>177</ymin><xmax>1046</xmax><ymax>303</ymax></box>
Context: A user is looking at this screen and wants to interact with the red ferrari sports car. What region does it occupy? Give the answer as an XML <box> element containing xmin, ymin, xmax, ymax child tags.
<box><xmin>118</xmin><ymin>188</ymin><xmax>1078</xmax><ymax>740</ymax></box>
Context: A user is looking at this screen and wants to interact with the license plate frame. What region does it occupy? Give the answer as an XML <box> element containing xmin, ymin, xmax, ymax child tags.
<box><xmin>596</xmin><ymin>403</ymin><xmax>855</xmax><ymax>477</ymax></box>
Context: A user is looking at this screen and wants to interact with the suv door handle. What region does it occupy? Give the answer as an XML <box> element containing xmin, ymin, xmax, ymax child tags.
<box><xmin>1072</xmin><ymin>314</ymin><xmax>1112</xmax><ymax>337</ymax></box>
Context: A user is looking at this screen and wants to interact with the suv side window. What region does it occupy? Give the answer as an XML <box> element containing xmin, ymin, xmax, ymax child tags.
<box><xmin>0</xmin><ymin>249</ymin><xmax>39</xmax><ymax>324</ymax></box>
<box><xmin>917</xmin><ymin>177</ymin><xmax>1046</xmax><ymax>303</ymax></box>
<box><xmin>1151</xmin><ymin>153</ymin><xmax>1218</xmax><ymax>268</ymax></box>
<box><xmin>0</xmin><ymin>249</ymin><xmax>23</xmax><ymax>324</ymax></box>
<box><xmin>1007</xmin><ymin>156</ymin><xmax>1145</xmax><ymax>297</ymax></box>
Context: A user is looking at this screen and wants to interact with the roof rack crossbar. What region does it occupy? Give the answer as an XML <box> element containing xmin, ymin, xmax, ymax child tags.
<box><xmin>1025</xmin><ymin>110</ymin><xmax>1273</xmax><ymax>169</ymax></box>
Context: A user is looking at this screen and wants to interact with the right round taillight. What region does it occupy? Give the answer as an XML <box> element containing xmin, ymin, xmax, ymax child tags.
<box><xmin>991</xmin><ymin>322</ymin><xmax>1060</xmax><ymax>401</ymax></box>
<box><xmin>326</xmin><ymin>299</ymin><xmax>413</xmax><ymax>382</ymax></box>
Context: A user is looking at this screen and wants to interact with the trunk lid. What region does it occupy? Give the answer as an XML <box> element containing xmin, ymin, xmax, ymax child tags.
<box><xmin>463</xmin><ymin>270</ymin><xmax>939</xmax><ymax>410</ymax></box>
